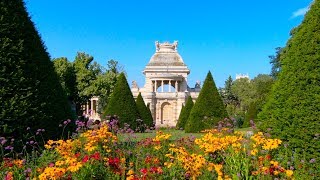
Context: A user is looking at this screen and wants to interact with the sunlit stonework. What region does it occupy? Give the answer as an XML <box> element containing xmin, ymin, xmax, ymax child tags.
<box><xmin>131</xmin><ymin>41</ymin><xmax>201</xmax><ymax>127</ymax></box>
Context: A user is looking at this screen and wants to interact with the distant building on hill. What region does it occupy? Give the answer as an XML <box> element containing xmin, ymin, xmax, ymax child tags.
<box><xmin>236</xmin><ymin>73</ymin><xmax>249</xmax><ymax>80</ymax></box>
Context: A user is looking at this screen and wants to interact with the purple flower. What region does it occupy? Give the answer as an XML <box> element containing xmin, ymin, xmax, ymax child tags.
<box><xmin>29</xmin><ymin>141</ymin><xmax>34</xmax><ymax>145</ymax></box>
<box><xmin>309</xmin><ymin>159</ymin><xmax>316</xmax><ymax>163</ymax></box>
<box><xmin>63</xmin><ymin>120</ymin><xmax>68</xmax><ymax>125</ymax></box>
<box><xmin>26</xmin><ymin>127</ymin><xmax>30</xmax><ymax>130</ymax></box>
<box><xmin>4</xmin><ymin>146</ymin><xmax>13</xmax><ymax>150</ymax></box>
<box><xmin>1</xmin><ymin>139</ymin><xmax>7</xmax><ymax>145</ymax></box>
<box><xmin>24</xmin><ymin>168</ymin><xmax>32</xmax><ymax>173</ymax></box>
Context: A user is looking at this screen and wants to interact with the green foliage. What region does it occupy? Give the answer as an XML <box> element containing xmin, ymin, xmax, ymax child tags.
<box><xmin>185</xmin><ymin>71</ymin><xmax>227</xmax><ymax>132</ymax></box>
<box><xmin>53</xmin><ymin>55</ymin><xmax>121</xmax><ymax>116</ymax></box>
<box><xmin>176</xmin><ymin>96</ymin><xmax>194</xmax><ymax>129</ymax></box>
<box><xmin>269</xmin><ymin>47</ymin><xmax>283</xmax><ymax>79</ymax></box>
<box><xmin>258</xmin><ymin>0</ymin><xmax>320</xmax><ymax>162</ymax></box>
<box><xmin>243</xmin><ymin>102</ymin><xmax>258</xmax><ymax>127</ymax></box>
<box><xmin>0</xmin><ymin>0</ymin><xmax>72</xmax><ymax>141</ymax></box>
<box><xmin>231</xmin><ymin>78</ymin><xmax>255</xmax><ymax>111</ymax></box>
<box><xmin>103</xmin><ymin>73</ymin><xmax>139</xmax><ymax>130</ymax></box>
<box><xmin>136</xmin><ymin>92</ymin><xmax>154</xmax><ymax>127</ymax></box>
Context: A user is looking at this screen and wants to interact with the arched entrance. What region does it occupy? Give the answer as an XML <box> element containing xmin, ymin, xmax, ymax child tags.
<box><xmin>161</xmin><ymin>102</ymin><xmax>172</xmax><ymax>125</ymax></box>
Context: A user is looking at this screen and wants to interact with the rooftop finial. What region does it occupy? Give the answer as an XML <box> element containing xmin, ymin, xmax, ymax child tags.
<box><xmin>155</xmin><ymin>41</ymin><xmax>178</xmax><ymax>52</ymax></box>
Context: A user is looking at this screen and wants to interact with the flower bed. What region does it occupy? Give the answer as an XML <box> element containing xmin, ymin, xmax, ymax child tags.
<box><xmin>0</xmin><ymin>124</ymin><xmax>304</xmax><ymax>179</ymax></box>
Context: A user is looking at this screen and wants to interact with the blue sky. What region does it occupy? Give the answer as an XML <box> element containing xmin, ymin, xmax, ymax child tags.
<box><xmin>25</xmin><ymin>0</ymin><xmax>312</xmax><ymax>88</ymax></box>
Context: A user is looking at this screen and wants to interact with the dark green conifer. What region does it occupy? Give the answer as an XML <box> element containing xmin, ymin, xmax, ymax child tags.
<box><xmin>176</xmin><ymin>96</ymin><xmax>194</xmax><ymax>129</ymax></box>
<box><xmin>258</xmin><ymin>0</ymin><xmax>320</xmax><ymax>161</ymax></box>
<box><xmin>0</xmin><ymin>0</ymin><xmax>72</xmax><ymax>141</ymax></box>
<box><xmin>136</xmin><ymin>92</ymin><xmax>154</xmax><ymax>127</ymax></box>
<box><xmin>103</xmin><ymin>73</ymin><xmax>139</xmax><ymax>129</ymax></box>
<box><xmin>185</xmin><ymin>71</ymin><xmax>227</xmax><ymax>132</ymax></box>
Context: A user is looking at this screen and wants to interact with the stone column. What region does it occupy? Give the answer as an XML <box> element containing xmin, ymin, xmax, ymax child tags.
<box><xmin>175</xmin><ymin>81</ymin><xmax>178</xmax><ymax>92</ymax></box>
<box><xmin>155</xmin><ymin>80</ymin><xmax>157</xmax><ymax>92</ymax></box>
<box><xmin>161</xmin><ymin>80</ymin><xmax>164</xmax><ymax>92</ymax></box>
<box><xmin>86</xmin><ymin>101</ymin><xmax>89</xmax><ymax>115</ymax></box>
<box><xmin>91</xmin><ymin>99</ymin><xmax>93</xmax><ymax>115</ymax></box>
<box><xmin>169</xmin><ymin>80</ymin><xmax>171</xmax><ymax>92</ymax></box>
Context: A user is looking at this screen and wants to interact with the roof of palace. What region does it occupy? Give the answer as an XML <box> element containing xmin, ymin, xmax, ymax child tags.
<box><xmin>147</xmin><ymin>41</ymin><xmax>186</xmax><ymax>66</ymax></box>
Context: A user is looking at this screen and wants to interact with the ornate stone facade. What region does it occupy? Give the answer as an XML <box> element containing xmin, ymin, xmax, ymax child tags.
<box><xmin>132</xmin><ymin>41</ymin><xmax>200</xmax><ymax>127</ymax></box>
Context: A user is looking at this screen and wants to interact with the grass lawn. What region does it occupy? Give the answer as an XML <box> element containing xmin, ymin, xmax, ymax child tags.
<box><xmin>118</xmin><ymin>127</ymin><xmax>254</xmax><ymax>142</ymax></box>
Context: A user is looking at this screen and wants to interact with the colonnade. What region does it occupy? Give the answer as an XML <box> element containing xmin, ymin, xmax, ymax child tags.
<box><xmin>152</xmin><ymin>80</ymin><xmax>180</xmax><ymax>92</ymax></box>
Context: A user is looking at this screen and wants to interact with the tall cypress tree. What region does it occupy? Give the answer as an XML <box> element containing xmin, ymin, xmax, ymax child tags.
<box><xmin>0</xmin><ymin>0</ymin><xmax>72</xmax><ymax>141</ymax></box>
<box><xmin>185</xmin><ymin>71</ymin><xmax>227</xmax><ymax>133</ymax></box>
<box><xmin>136</xmin><ymin>92</ymin><xmax>154</xmax><ymax>127</ymax></box>
<box><xmin>176</xmin><ymin>96</ymin><xmax>194</xmax><ymax>129</ymax></box>
<box><xmin>103</xmin><ymin>73</ymin><xmax>139</xmax><ymax>130</ymax></box>
<box><xmin>258</xmin><ymin>1</ymin><xmax>320</xmax><ymax>161</ymax></box>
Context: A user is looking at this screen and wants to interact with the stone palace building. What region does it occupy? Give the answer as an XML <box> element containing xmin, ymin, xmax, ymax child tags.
<box><xmin>131</xmin><ymin>41</ymin><xmax>200</xmax><ymax>127</ymax></box>
<box><xmin>84</xmin><ymin>41</ymin><xmax>201</xmax><ymax>127</ymax></box>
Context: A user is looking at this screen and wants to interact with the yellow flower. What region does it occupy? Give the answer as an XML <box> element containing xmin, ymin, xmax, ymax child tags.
<box><xmin>126</xmin><ymin>175</ymin><xmax>135</xmax><ymax>180</ymax></box>
<box><xmin>273</xmin><ymin>170</ymin><xmax>279</xmax><ymax>175</ymax></box>
<box><xmin>250</xmin><ymin>148</ymin><xmax>258</xmax><ymax>156</ymax></box>
<box><xmin>154</xmin><ymin>145</ymin><xmax>162</xmax><ymax>150</ymax></box>
<box><xmin>286</xmin><ymin>170</ymin><xmax>293</xmax><ymax>177</ymax></box>
<box><xmin>164</xmin><ymin>162</ymin><xmax>173</xmax><ymax>168</ymax></box>
<box><xmin>127</xmin><ymin>169</ymin><xmax>134</xmax><ymax>176</ymax></box>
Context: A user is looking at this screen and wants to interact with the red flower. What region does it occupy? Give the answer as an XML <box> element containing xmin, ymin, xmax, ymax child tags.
<box><xmin>91</xmin><ymin>152</ymin><xmax>100</xmax><ymax>160</ymax></box>
<box><xmin>265</xmin><ymin>154</ymin><xmax>271</xmax><ymax>160</ymax></box>
<box><xmin>140</xmin><ymin>168</ymin><xmax>148</xmax><ymax>175</ymax></box>
<box><xmin>82</xmin><ymin>155</ymin><xmax>89</xmax><ymax>163</ymax></box>
<box><xmin>75</xmin><ymin>152</ymin><xmax>81</xmax><ymax>158</ymax></box>
<box><xmin>149</xmin><ymin>167</ymin><xmax>158</xmax><ymax>173</ymax></box>
<box><xmin>145</xmin><ymin>156</ymin><xmax>152</xmax><ymax>164</ymax></box>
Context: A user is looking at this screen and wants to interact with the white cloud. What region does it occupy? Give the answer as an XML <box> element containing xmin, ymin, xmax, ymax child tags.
<box><xmin>291</xmin><ymin>6</ymin><xmax>309</xmax><ymax>19</ymax></box>
<box><xmin>291</xmin><ymin>1</ymin><xmax>315</xmax><ymax>19</ymax></box>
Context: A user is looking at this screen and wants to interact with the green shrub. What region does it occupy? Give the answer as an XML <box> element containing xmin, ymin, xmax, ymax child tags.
<box><xmin>0</xmin><ymin>0</ymin><xmax>72</xmax><ymax>142</ymax></box>
<box><xmin>136</xmin><ymin>92</ymin><xmax>154</xmax><ymax>127</ymax></box>
<box><xmin>258</xmin><ymin>0</ymin><xmax>320</xmax><ymax>162</ymax></box>
<box><xmin>185</xmin><ymin>71</ymin><xmax>227</xmax><ymax>132</ymax></box>
<box><xmin>103</xmin><ymin>73</ymin><xmax>139</xmax><ymax>130</ymax></box>
<box><xmin>176</xmin><ymin>96</ymin><xmax>194</xmax><ymax>129</ymax></box>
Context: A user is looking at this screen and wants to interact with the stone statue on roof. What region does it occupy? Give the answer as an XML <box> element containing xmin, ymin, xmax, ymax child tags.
<box><xmin>173</xmin><ymin>41</ymin><xmax>178</xmax><ymax>51</ymax></box>
<box><xmin>195</xmin><ymin>80</ymin><xmax>201</xmax><ymax>88</ymax></box>
<box><xmin>155</xmin><ymin>41</ymin><xmax>160</xmax><ymax>52</ymax></box>
<box><xmin>131</xmin><ymin>80</ymin><xmax>139</xmax><ymax>89</ymax></box>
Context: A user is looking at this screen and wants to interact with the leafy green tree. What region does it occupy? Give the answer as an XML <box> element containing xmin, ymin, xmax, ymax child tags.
<box><xmin>103</xmin><ymin>73</ymin><xmax>139</xmax><ymax>129</ymax></box>
<box><xmin>251</xmin><ymin>74</ymin><xmax>274</xmax><ymax>110</ymax></box>
<box><xmin>73</xmin><ymin>52</ymin><xmax>97</xmax><ymax>114</ymax></box>
<box><xmin>220</xmin><ymin>76</ymin><xmax>239</xmax><ymax>117</ymax></box>
<box><xmin>243</xmin><ymin>102</ymin><xmax>258</xmax><ymax>127</ymax></box>
<box><xmin>53</xmin><ymin>57</ymin><xmax>77</xmax><ymax>100</ymax></box>
<box><xmin>176</xmin><ymin>96</ymin><xmax>194</xmax><ymax>129</ymax></box>
<box><xmin>96</xmin><ymin>60</ymin><xmax>123</xmax><ymax>114</ymax></box>
<box><xmin>0</xmin><ymin>0</ymin><xmax>72</xmax><ymax>141</ymax></box>
<box><xmin>269</xmin><ymin>47</ymin><xmax>283</xmax><ymax>79</ymax></box>
<box><xmin>185</xmin><ymin>71</ymin><xmax>227</xmax><ymax>132</ymax></box>
<box><xmin>258</xmin><ymin>0</ymin><xmax>320</xmax><ymax>161</ymax></box>
<box><xmin>231</xmin><ymin>78</ymin><xmax>256</xmax><ymax>111</ymax></box>
<box><xmin>136</xmin><ymin>93</ymin><xmax>153</xmax><ymax>127</ymax></box>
